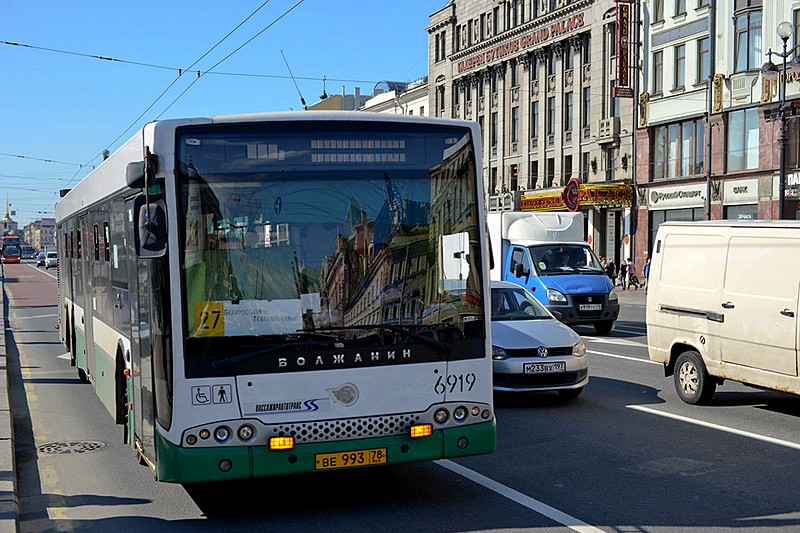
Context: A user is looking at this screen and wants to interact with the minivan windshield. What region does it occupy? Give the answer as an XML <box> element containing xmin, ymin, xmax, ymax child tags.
<box><xmin>529</xmin><ymin>244</ymin><xmax>604</xmax><ymax>276</ymax></box>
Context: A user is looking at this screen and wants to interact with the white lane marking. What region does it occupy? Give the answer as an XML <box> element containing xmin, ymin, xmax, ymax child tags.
<box><xmin>583</xmin><ymin>336</ymin><xmax>646</xmax><ymax>348</ymax></box>
<box><xmin>627</xmin><ymin>405</ymin><xmax>800</xmax><ymax>451</ymax></box>
<box><xmin>26</xmin><ymin>262</ymin><xmax>57</xmax><ymax>279</ymax></box>
<box><xmin>16</xmin><ymin>314</ymin><xmax>57</xmax><ymax>320</ymax></box>
<box><xmin>57</xmin><ymin>353</ymin><xmax>71</xmax><ymax>360</ymax></box>
<box><xmin>436</xmin><ymin>460</ymin><xmax>605</xmax><ymax>533</ymax></box>
<box><xmin>588</xmin><ymin>350</ymin><xmax>662</xmax><ymax>366</ymax></box>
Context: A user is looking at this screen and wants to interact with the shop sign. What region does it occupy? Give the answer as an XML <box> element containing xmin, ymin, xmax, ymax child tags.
<box><xmin>521</xmin><ymin>183</ymin><xmax>633</xmax><ymax>212</ymax></box>
<box><xmin>648</xmin><ymin>183</ymin><xmax>706</xmax><ymax>210</ymax></box>
<box><xmin>723</xmin><ymin>178</ymin><xmax>758</xmax><ymax>205</ymax></box>
<box><xmin>456</xmin><ymin>12</ymin><xmax>586</xmax><ymax>74</ymax></box>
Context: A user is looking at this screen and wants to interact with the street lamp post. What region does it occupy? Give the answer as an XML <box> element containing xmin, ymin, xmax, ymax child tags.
<box><xmin>761</xmin><ymin>21</ymin><xmax>800</xmax><ymax>220</ymax></box>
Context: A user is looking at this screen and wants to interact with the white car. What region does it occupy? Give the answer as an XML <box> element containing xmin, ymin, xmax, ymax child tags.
<box><xmin>44</xmin><ymin>251</ymin><xmax>58</xmax><ymax>270</ymax></box>
<box><xmin>491</xmin><ymin>280</ymin><xmax>588</xmax><ymax>398</ymax></box>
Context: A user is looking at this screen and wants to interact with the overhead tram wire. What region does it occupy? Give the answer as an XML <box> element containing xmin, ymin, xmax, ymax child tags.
<box><xmin>154</xmin><ymin>0</ymin><xmax>306</xmax><ymax>120</ymax></box>
<box><xmin>69</xmin><ymin>0</ymin><xmax>277</xmax><ymax>181</ymax></box>
<box><xmin>39</xmin><ymin>0</ymin><xmax>296</xmax><ymax>216</ymax></box>
<box><xmin>0</xmin><ymin>39</ymin><xmax>378</xmax><ymax>85</ymax></box>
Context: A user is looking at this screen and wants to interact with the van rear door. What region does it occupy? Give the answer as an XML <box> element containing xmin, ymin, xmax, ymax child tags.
<box><xmin>718</xmin><ymin>235</ymin><xmax>800</xmax><ymax>376</ymax></box>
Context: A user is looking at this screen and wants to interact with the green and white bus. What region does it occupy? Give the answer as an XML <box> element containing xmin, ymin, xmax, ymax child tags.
<box><xmin>56</xmin><ymin>112</ymin><xmax>495</xmax><ymax>483</ymax></box>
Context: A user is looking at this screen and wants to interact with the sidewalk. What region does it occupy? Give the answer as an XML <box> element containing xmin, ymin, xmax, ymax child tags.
<box><xmin>0</xmin><ymin>269</ymin><xmax>18</xmax><ymax>532</ymax></box>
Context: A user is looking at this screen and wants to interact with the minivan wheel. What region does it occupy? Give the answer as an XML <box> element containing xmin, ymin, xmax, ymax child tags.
<box><xmin>674</xmin><ymin>350</ymin><xmax>716</xmax><ymax>405</ymax></box>
<box><xmin>593</xmin><ymin>320</ymin><xmax>613</xmax><ymax>335</ymax></box>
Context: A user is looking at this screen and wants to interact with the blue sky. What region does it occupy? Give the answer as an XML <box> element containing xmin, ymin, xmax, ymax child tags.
<box><xmin>1</xmin><ymin>1</ymin><xmax>439</xmax><ymax>228</ymax></box>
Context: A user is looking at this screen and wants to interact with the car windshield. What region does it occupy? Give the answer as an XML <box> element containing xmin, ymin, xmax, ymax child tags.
<box><xmin>491</xmin><ymin>287</ymin><xmax>551</xmax><ymax>321</ymax></box>
<box><xmin>529</xmin><ymin>244</ymin><xmax>604</xmax><ymax>275</ymax></box>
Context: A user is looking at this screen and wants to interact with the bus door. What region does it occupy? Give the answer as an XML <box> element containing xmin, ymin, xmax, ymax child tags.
<box><xmin>79</xmin><ymin>215</ymin><xmax>95</xmax><ymax>379</ymax></box>
<box><xmin>125</xmin><ymin>198</ymin><xmax>156</xmax><ymax>459</ymax></box>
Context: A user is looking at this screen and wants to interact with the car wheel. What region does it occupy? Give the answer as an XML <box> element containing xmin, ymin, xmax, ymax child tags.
<box><xmin>558</xmin><ymin>387</ymin><xmax>583</xmax><ymax>399</ymax></box>
<box><xmin>593</xmin><ymin>320</ymin><xmax>613</xmax><ymax>335</ymax></box>
<box><xmin>674</xmin><ymin>350</ymin><xmax>716</xmax><ymax>405</ymax></box>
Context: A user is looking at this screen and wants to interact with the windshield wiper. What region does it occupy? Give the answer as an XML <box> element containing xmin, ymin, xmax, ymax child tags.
<box><xmin>306</xmin><ymin>323</ymin><xmax>456</xmax><ymax>354</ymax></box>
<box><xmin>212</xmin><ymin>339</ymin><xmax>345</xmax><ymax>370</ymax></box>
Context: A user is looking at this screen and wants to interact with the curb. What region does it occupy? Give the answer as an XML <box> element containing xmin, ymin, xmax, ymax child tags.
<box><xmin>0</xmin><ymin>267</ymin><xmax>19</xmax><ymax>532</ymax></box>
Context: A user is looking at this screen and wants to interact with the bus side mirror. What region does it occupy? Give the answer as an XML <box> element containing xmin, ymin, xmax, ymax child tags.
<box><xmin>133</xmin><ymin>194</ymin><xmax>167</xmax><ymax>258</ymax></box>
<box><xmin>126</xmin><ymin>161</ymin><xmax>146</xmax><ymax>189</ymax></box>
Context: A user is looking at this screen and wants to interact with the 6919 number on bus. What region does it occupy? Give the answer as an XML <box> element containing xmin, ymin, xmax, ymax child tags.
<box><xmin>434</xmin><ymin>372</ymin><xmax>476</xmax><ymax>395</ymax></box>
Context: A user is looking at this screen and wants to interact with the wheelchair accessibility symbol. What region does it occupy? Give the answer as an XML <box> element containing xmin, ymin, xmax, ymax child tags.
<box><xmin>192</xmin><ymin>386</ymin><xmax>211</xmax><ymax>405</ymax></box>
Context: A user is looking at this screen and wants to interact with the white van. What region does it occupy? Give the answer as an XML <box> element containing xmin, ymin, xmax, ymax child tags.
<box><xmin>646</xmin><ymin>221</ymin><xmax>800</xmax><ymax>404</ymax></box>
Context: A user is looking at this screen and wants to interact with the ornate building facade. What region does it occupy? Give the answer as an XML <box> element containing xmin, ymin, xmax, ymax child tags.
<box><xmin>428</xmin><ymin>0</ymin><xmax>637</xmax><ymax>263</ymax></box>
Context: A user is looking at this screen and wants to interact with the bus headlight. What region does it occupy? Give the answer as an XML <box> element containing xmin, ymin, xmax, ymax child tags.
<box><xmin>238</xmin><ymin>424</ymin><xmax>255</xmax><ymax>441</ymax></box>
<box><xmin>492</xmin><ymin>346</ymin><xmax>509</xmax><ymax>360</ymax></box>
<box><xmin>546</xmin><ymin>289</ymin><xmax>567</xmax><ymax>303</ymax></box>
<box><xmin>453</xmin><ymin>406</ymin><xmax>468</xmax><ymax>422</ymax></box>
<box><xmin>434</xmin><ymin>408</ymin><xmax>449</xmax><ymax>424</ymax></box>
<box><xmin>214</xmin><ymin>426</ymin><xmax>231</xmax><ymax>443</ymax></box>
<box><xmin>572</xmin><ymin>340</ymin><xmax>587</xmax><ymax>357</ymax></box>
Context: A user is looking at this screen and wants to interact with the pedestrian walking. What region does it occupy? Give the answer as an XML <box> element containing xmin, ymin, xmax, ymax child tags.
<box><xmin>618</xmin><ymin>259</ymin><xmax>628</xmax><ymax>289</ymax></box>
<box><xmin>605</xmin><ymin>258</ymin><xmax>616</xmax><ymax>281</ymax></box>
<box><xmin>643</xmin><ymin>257</ymin><xmax>651</xmax><ymax>293</ymax></box>
<box><xmin>627</xmin><ymin>258</ymin><xmax>640</xmax><ymax>290</ymax></box>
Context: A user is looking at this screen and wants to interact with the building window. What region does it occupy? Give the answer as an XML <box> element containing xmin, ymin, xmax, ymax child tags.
<box><xmin>547</xmin><ymin>96</ymin><xmax>556</xmax><ymax>135</ymax></box>
<box><xmin>674</xmin><ymin>43</ymin><xmax>686</xmax><ymax>89</ymax></box>
<box><xmin>564</xmin><ymin>92</ymin><xmax>574</xmax><ymax>132</ymax></box>
<box><xmin>491</xmin><ymin>70</ymin><xmax>499</xmax><ymax>93</ymax></box>
<box><xmin>653</xmin><ymin>118</ymin><xmax>706</xmax><ymax>179</ymax></box>
<box><xmin>564</xmin><ymin>43</ymin><xmax>575</xmax><ymax>71</ymax></box>
<box><xmin>465</xmin><ymin>82</ymin><xmax>472</xmax><ymax>103</ymax></box>
<box><xmin>676</xmin><ymin>0</ymin><xmax>686</xmax><ymax>16</ymax></box>
<box><xmin>436</xmin><ymin>86</ymin><xmax>445</xmax><ymax>116</ymax></box>
<box><xmin>653</xmin><ymin>50</ymin><xmax>663</xmax><ymax>93</ymax></box>
<box><xmin>491</xmin><ymin>112</ymin><xmax>498</xmax><ymax>147</ymax></box>
<box><xmin>794</xmin><ymin>10</ymin><xmax>800</xmax><ymax>59</ymax></box>
<box><xmin>478</xmin><ymin>116</ymin><xmax>485</xmax><ymax>145</ymax></box>
<box><xmin>564</xmin><ymin>154</ymin><xmax>572</xmax><ymax>183</ymax></box>
<box><xmin>697</xmin><ymin>37</ymin><xmax>710</xmax><ymax>83</ymax></box>
<box><xmin>727</xmin><ymin>107</ymin><xmax>759</xmax><ymax>171</ymax></box>
<box><xmin>531</xmin><ymin>101</ymin><xmax>540</xmax><ymax>139</ymax></box>
<box><xmin>511</xmin><ymin>106</ymin><xmax>520</xmax><ymax>143</ymax></box>
<box><xmin>609</xmin><ymin>81</ymin><xmax>620</xmax><ymax>118</ymax></box>
<box><xmin>581</xmin><ymin>152</ymin><xmax>590</xmax><ymax>181</ymax></box>
<box><xmin>530</xmin><ymin>160</ymin><xmax>539</xmax><ymax>189</ymax></box>
<box><xmin>653</xmin><ymin>0</ymin><xmax>664</xmax><ymax>22</ymax></box>
<box><xmin>734</xmin><ymin>7</ymin><xmax>762</xmax><ymax>73</ymax></box>
<box><xmin>490</xmin><ymin>167</ymin><xmax>498</xmax><ymax>193</ymax></box>
<box><xmin>511</xmin><ymin>61</ymin><xmax>519</xmax><ymax>87</ymax></box>
<box><xmin>510</xmin><ymin>164</ymin><xmax>519</xmax><ymax>191</ymax></box>
<box><xmin>546</xmin><ymin>158</ymin><xmax>555</xmax><ymax>187</ymax></box>
<box><xmin>548</xmin><ymin>50</ymin><xmax>556</xmax><ymax>76</ymax></box>
<box><xmin>584</xmin><ymin>34</ymin><xmax>591</xmax><ymax>64</ymax></box>
<box><xmin>581</xmin><ymin>87</ymin><xmax>591</xmax><ymax>128</ymax></box>
<box><xmin>606</xmin><ymin>148</ymin><xmax>618</xmax><ymax>181</ymax></box>
<box><xmin>698</xmin><ymin>0</ymin><xmax>709</xmax><ymax>7</ymax></box>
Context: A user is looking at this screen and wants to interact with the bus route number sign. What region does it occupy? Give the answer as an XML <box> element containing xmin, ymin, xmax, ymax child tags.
<box><xmin>194</xmin><ymin>301</ymin><xmax>224</xmax><ymax>337</ymax></box>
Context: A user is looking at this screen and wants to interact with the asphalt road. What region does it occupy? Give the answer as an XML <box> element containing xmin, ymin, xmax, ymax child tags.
<box><xmin>4</xmin><ymin>261</ymin><xmax>800</xmax><ymax>532</ymax></box>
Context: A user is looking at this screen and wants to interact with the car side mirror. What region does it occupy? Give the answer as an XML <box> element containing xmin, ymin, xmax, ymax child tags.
<box><xmin>550</xmin><ymin>310</ymin><xmax>562</xmax><ymax>321</ymax></box>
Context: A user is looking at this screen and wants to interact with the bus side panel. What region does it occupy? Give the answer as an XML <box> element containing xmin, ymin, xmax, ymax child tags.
<box><xmin>92</xmin><ymin>317</ymin><xmax>121</xmax><ymax>421</ymax></box>
<box><xmin>73</xmin><ymin>304</ymin><xmax>87</xmax><ymax>372</ymax></box>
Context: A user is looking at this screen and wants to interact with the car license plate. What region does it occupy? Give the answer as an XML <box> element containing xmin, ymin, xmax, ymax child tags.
<box><xmin>579</xmin><ymin>303</ymin><xmax>602</xmax><ymax>311</ymax></box>
<box><xmin>315</xmin><ymin>448</ymin><xmax>387</xmax><ymax>470</ymax></box>
<box><xmin>524</xmin><ymin>361</ymin><xmax>566</xmax><ymax>374</ymax></box>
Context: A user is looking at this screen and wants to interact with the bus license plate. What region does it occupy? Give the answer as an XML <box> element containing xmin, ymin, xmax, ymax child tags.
<box><xmin>524</xmin><ymin>361</ymin><xmax>566</xmax><ymax>374</ymax></box>
<box><xmin>315</xmin><ymin>448</ymin><xmax>387</xmax><ymax>470</ymax></box>
<box><xmin>579</xmin><ymin>304</ymin><xmax>602</xmax><ymax>311</ymax></box>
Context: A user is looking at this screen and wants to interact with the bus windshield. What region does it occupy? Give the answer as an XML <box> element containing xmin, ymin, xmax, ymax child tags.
<box><xmin>177</xmin><ymin>121</ymin><xmax>485</xmax><ymax>363</ymax></box>
<box><xmin>529</xmin><ymin>243</ymin><xmax>604</xmax><ymax>276</ymax></box>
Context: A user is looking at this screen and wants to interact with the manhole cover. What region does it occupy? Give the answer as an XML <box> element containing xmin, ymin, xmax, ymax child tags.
<box><xmin>38</xmin><ymin>441</ymin><xmax>106</xmax><ymax>455</ymax></box>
